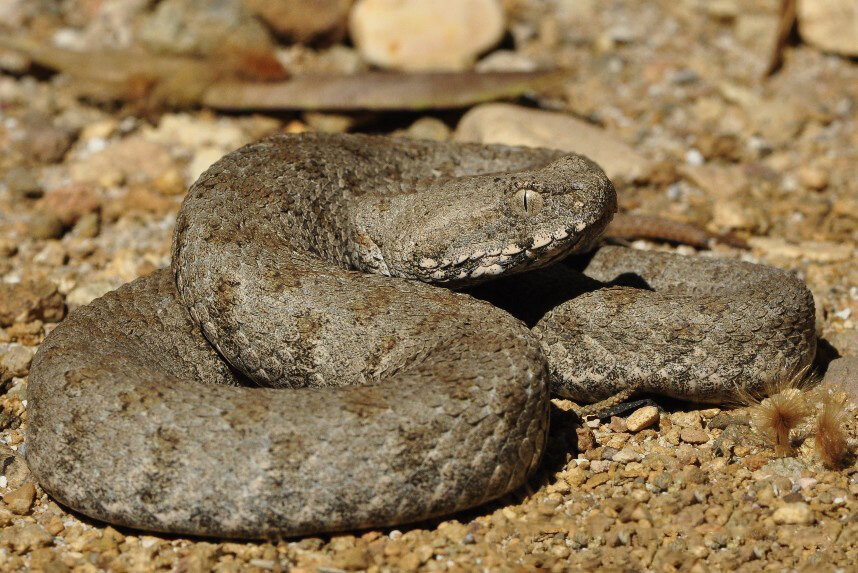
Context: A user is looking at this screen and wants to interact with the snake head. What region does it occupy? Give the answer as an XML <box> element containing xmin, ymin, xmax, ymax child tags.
<box><xmin>350</xmin><ymin>153</ymin><xmax>616</xmax><ymax>287</ymax></box>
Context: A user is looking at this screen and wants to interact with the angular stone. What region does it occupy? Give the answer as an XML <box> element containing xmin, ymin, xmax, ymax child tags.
<box><xmin>625</xmin><ymin>406</ymin><xmax>659</xmax><ymax>432</ymax></box>
<box><xmin>0</xmin><ymin>343</ymin><xmax>36</xmax><ymax>388</ymax></box>
<box><xmin>0</xmin><ymin>279</ymin><xmax>64</xmax><ymax>327</ymax></box>
<box><xmin>138</xmin><ymin>0</ymin><xmax>275</xmax><ymax>57</ymax></box>
<box><xmin>3</xmin><ymin>482</ymin><xmax>35</xmax><ymax>515</ymax></box>
<box><xmin>0</xmin><ymin>523</ymin><xmax>53</xmax><ymax>553</ymax></box>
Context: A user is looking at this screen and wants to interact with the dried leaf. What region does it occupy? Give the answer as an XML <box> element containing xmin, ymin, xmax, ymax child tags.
<box><xmin>201</xmin><ymin>70</ymin><xmax>568</xmax><ymax>111</ymax></box>
<box><xmin>0</xmin><ymin>33</ymin><xmax>285</xmax><ymax>108</ymax></box>
<box><xmin>605</xmin><ymin>213</ymin><xmax>749</xmax><ymax>249</ymax></box>
<box><xmin>765</xmin><ymin>0</ymin><xmax>798</xmax><ymax>77</ymax></box>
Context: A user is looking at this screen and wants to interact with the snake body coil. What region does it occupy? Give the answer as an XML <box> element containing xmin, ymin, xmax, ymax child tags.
<box><xmin>26</xmin><ymin>134</ymin><xmax>815</xmax><ymax>538</ymax></box>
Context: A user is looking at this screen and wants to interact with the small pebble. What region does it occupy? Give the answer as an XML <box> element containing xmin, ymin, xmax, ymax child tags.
<box><xmin>0</xmin><ymin>343</ymin><xmax>36</xmax><ymax>380</ymax></box>
<box><xmin>796</xmin><ymin>477</ymin><xmax>818</xmax><ymax>490</ymax></box>
<box><xmin>27</xmin><ymin>212</ymin><xmax>65</xmax><ymax>240</ymax></box>
<box><xmin>0</xmin><ymin>523</ymin><xmax>53</xmax><ymax>553</ymax></box>
<box><xmin>680</xmin><ymin>427</ymin><xmax>709</xmax><ymax>444</ymax></box>
<box><xmin>671</xmin><ymin>411</ymin><xmax>702</xmax><ymax>428</ymax></box>
<box><xmin>626</xmin><ymin>406</ymin><xmax>660</xmax><ymax>432</ymax></box>
<box><xmin>798</xmin><ymin>166</ymin><xmax>829</xmax><ymax>190</ymax></box>
<box><xmin>576</xmin><ymin>426</ymin><xmax>597</xmax><ymax>452</ymax></box>
<box><xmin>0</xmin><ymin>279</ymin><xmax>65</xmax><ymax>327</ymax></box>
<box><xmin>608</xmin><ymin>416</ymin><xmax>628</xmax><ymax>433</ymax></box>
<box><xmin>771</xmin><ymin>502</ymin><xmax>815</xmax><ymax>525</ymax></box>
<box><xmin>590</xmin><ymin>460</ymin><xmax>611</xmax><ymax>473</ymax></box>
<box><xmin>3</xmin><ymin>482</ymin><xmax>36</xmax><ymax>515</ymax></box>
<box><xmin>612</xmin><ymin>448</ymin><xmax>642</xmax><ymax>463</ymax></box>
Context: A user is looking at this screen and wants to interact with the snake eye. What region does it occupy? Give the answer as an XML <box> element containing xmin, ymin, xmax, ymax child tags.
<box><xmin>511</xmin><ymin>189</ymin><xmax>543</xmax><ymax>216</ymax></box>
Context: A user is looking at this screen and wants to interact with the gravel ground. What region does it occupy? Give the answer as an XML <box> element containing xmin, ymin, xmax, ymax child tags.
<box><xmin>1</xmin><ymin>0</ymin><xmax>857</xmax><ymax>571</ymax></box>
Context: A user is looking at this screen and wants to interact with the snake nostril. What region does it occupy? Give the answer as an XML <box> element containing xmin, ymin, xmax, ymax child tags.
<box><xmin>512</xmin><ymin>189</ymin><xmax>543</xmax><ymax>216</ymax></box>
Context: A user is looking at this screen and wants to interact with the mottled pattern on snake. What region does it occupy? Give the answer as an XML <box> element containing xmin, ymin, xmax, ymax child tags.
<box><xmin>26</xmin><ymin>133</ymin><xmax>816</xmax><ymax>539</ymax></box>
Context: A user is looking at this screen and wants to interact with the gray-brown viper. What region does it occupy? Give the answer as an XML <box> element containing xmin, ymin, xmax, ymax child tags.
<box><xmin>26</xmin><ymin>133</ymin><xmax>816</xmax><ymax>539</ymax></box>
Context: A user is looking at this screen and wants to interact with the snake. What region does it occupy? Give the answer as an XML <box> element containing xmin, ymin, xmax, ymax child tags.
<box><xmin>25</xmin><ymin>133</ymin><xmax>817</xmax><ymax>539</ymax></box>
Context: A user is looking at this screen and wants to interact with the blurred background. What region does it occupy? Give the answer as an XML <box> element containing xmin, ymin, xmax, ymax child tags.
<box><xmin>0</xmin><ymin>0</ymin><xmax>857</xmax><ymax>570</ymax></box>
<box><xmin>1</xmin><ymin>0</ymin><xmax>855</xmax><ymax>325</ymax></box>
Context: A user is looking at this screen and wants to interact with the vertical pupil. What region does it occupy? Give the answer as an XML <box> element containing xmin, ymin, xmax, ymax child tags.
<box><xmin>523</xmin><ymin>191</ymin><xmax>529</xmax><ymax>211</ymax></box>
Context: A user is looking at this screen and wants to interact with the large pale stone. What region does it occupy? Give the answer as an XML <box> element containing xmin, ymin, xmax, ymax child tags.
<box><xmin>455</xmin><ymin>103</ymin><xmax>652</xmax><ymax>181</ymax></box>
<box><xmin>798</xmin><ymin>0</ymin><xmax>858</xmax><ymax>57</ymax></box>
<box><xmin>349</xmin><ymin>0</ymin><xmax>505</xmax><ymax>71</ymax></box>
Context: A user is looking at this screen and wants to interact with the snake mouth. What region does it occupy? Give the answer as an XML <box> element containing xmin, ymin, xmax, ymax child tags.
<box><xmin>414</xmin><ymin>218</ymin><xmax>606</xmax><ymax>286</ymax></box>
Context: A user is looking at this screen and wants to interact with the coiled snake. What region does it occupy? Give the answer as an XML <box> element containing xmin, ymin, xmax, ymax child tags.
<box><xmin>26</xmin><ymin>133</ymin><xmax>816</xmax><ymax>538</ymax></box>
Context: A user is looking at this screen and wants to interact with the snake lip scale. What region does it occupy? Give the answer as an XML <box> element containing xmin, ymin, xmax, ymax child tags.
<box><xmin>25</xmin><ymin>133</ymin><xmax>817</xmax><ymax>539</ymax></box>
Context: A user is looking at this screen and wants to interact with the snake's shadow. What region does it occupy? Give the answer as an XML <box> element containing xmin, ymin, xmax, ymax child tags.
<box><xmin>465</xmin><ymin>253</ymin><xmax>651</xmax><ymax>328</ymax></box>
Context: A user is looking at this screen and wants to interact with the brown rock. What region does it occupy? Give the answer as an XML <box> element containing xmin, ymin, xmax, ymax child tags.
<box><xmin>110</xmin><ymin>186</ymin><xmax>176</xmax><ymax>218</ymax></box>
<box><xmin>27</xmin><ymin>547</ymin><xmax>67</xmax><ymax>572</ymax></box>
<box><xmin>82</xmin><ymin>526</ymin><xmax>123</xmax><ymax>555</ymax></box>
<box><xmin>33</xmin><ymin>241</ymin><xmax>67</xmax><ymax>267</ymax></box>
<box><xmin>36</xmin><ymin>184</ymin><xmax>100</xmax><ymax>227</ymax></box>
<box><xmin>3</xmin><ymin>482</ymin><xmax>35</xmax><ymax>514</ymax></box>
<box><xmin>65</xmin><ymin>280</ymin><xmax>116</xmax><ymax>309</ymax></box>
<box><xmin>680</xmin><ymin>427</ymin><xmax>709</xmax><ymax>445</ymax></box>
<box><xmin>0</xmin><ymin>523</ymin><xmax>53</xmax><ymax>553</ymax></box>
<box><xmin>181</xmin><ymin>542</ymin><xmax>217</xmax><ymax>571</ymax></box>
<box><xmin>69</xmin><ymin>212</ymin><xmax>100</xmax><ymax>239</ymax></box>
<box><xmin>650</xmin><ymin>471</ymin><xmax>674</xmax><ymax>493</ymax></box>
<box><xmin>244</xmin><ymin>0</ymin><xmax>352</xmax><ymax>43</ymax></box>
<box><xmin>398</xmin><ymin>551</ymin><xmax>421</xmax><ymax>571</ymax></box>
<box><xmin>0</xmin><ymin>239</ymin><xmax>17</xmax><ymax>258</ymax></box>
<box><xmin>7</xmin><ymin>115</ymin><xmax>75</xmax><ymax>165</ymax></box>
<box><xmin>696</xmin><ymin>133</ymin><xmax>741</xmax><ymax>161</ymax></box>
<box><xmin>6</xmin><ymin>320</ymin><xmax>45</xmax><ymax>346</ymax></box>
<box><xmin>4</xmin><ymin>166</ymin><xmax>42</xmax><ymax>200</ymax></box>
<box><xmin>335</xmin><ymin>546</ymin><xmax>371</xmax><ymax>570</ymax></box>
<box><xmin>676</xmin><ymin>443</ymin><xmax>699</xmax><ymax>466</ymax></box>
<box><xmin>26</xmin><ymin>212</ymin><xmax>65</xmax><ymax>240</ymax></box>
<box><xmin>152</xmin><ymin>168</ymin><xmax>187</xmax><ymax>196</ymax></box>
<box><xmin>576</xmin><ymin>426</ymin><xmax>597</xmax><ymax>452</ymax></box>
<box><xmin>671</xmin><ymin>412</ymin><xmax>702</xmax><ymax>429</ymax></box>
<box><xmin>608</xmin><ymin>416</ymin><xmax>628</xmax><ymax>433</ymax></box>
<box><xmin>0</xmin><ymin>279</ymin><xmax>65</xmax><ymax>327</ymax></box>
<box><xmin>44</xmin><ymin>515</ymin><xmax>65</xmax><ymax>536</ymax></box>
